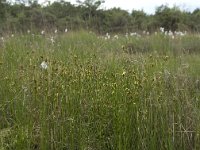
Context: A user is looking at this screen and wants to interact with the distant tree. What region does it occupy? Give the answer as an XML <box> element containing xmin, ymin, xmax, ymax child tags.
<box><xmin>155</xmin><ymin>5</ymin><xmax>183</xmax><ymax>31</ymax></box>
<box><xmin>190</xmin><ymin>9</ymin><xmax>200</xmax><ymax>31</ymax></box>
<box><xmin>76</xmin><ymin>0</ymin><xmax>104</xmax><ymax>10</ymax></box>
<box><xmin>0</xmin><ymin>0</ymin><xmax>7</xmax><ymax>24</ymax></box>
<box><xmin>103</xmin><ymin>8</ymin><xmax>130</xmax><ymax>32</ymax></box>
<box><xmin>131</xmin><ymin>10</ymin><xmax>147</xmax><ymax>30</ymax></box>
<box><xmin>76</xmin><ymin>0</ymin><xmax>105</xmax><ymax>29</ymax></box>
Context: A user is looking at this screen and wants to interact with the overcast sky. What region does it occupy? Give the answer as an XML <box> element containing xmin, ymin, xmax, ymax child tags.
<box><xmin>60</xmin><ymin>0</ymin><xmax>200</xmax><ymax>14</ymax></box>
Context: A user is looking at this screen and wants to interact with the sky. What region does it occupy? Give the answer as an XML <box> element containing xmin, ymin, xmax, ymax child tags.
<box><xmin>59</xmin><ymin>0</ymin><xmax>200</xmax><ymax>14</ymax></box>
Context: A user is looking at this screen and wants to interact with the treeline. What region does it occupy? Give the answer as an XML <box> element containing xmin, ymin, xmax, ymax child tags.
<box><xmin>0</xmin><ymin>0</ymin><xmax>200</xmax><ymax>33</ymax></box>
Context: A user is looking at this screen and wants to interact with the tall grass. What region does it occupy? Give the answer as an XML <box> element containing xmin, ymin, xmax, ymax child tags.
<box><xmin>0</xmin><ymin>31</ymin><xmax>200</xmax><ymax>149</ymax></box>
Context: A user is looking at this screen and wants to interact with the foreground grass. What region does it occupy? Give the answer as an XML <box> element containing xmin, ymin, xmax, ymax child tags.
<box><xmin>0</xmin><ymin>31</ymin><xmax>200</xmax><ymax>149</ymax></box>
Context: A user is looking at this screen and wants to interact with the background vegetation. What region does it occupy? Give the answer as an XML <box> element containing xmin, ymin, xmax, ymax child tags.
<box><xmin>0</xmin><ymin>0</ymin><xmax>200</xmax><ymax>33</ymax></box>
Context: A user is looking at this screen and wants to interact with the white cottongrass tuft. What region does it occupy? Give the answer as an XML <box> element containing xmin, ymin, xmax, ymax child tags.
<box><xmin>1</xmin><ymin>37</ymin><xmax>4</xmax><ymax>42</ymax></box>
<box><xmin>40</xmin><ymin>61</ymin><xmax>48</xmax><ymax>69</ymax></box>
<box><xmin>130</xmin><ymin>32</ymin><xmax>137</xmax><ymax>36</ymax></box>
<box><xmin>50</xmin><ymin>36</ymin><xmax>55</xmax><ymax>44</ymax></box>
<box><xmin>122</xmin><ymin>71</ymin><xmax>126</xmax><ymax>76</ymax></box>
<box><xmin>113</xmin><ymin>35</ymin><xmax>119</xmax><ymax>39</ymax></box>
<box><xmin>130</xmin><ymin>32</ymin><xmax>141</xmax><ymax>38</ymax></box>
<box><xmin>41</xmin><ymin>30</ymin><xmax>45</xmax><ymax>35</ymax></box>
<box><xmin>160</xmin><ymin>27</ymin><xmax>164</xmax><ymax>33</ymax></box>
<box><xmin>22</xmin><ymin>85</ymin><xmax>28</xmax><ymax>93</ymax></box>
<box><xmin>174</xmin><ymin>31</ymin><xmax>186</xmax><ymax>36</ymax></box>
<box><xmin>106</xmin><ymin>32</ymin><xmax>110</xmax><ymax>39</ymax></box>
<box><xmin>65</xmin><ymin>28</ymin><xmax>68</xmax><ymax>33</ymax></box>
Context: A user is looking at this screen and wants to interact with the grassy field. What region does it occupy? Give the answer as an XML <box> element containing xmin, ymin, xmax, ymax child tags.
<box><xmin>1</xmin><ymin>30</ymin><xmax>200</xmax><ymax>149</ymax></box>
